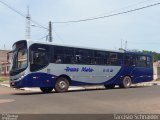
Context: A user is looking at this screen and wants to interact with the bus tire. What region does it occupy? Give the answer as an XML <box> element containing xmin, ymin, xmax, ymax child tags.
<box><xmin>55</xmin><ymin>77</ymin><xmax>69</xmax><ymax>93</ymax></box>
<box><xmin>40</xmin><ymin>87</ymin><xmax>53</xmax><ymax>93</ymax></box>
<box><xmin>104</xmin><ymin>85</ymin><xmax>115</xmax><ymax>89</ymax></box>
<box><xmin>119</xmin><ymin>76</ymin><xmax>132</xmax><ymax>88</ymax></box>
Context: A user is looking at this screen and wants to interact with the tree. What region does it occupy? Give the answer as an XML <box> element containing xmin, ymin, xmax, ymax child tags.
<box><xmin>142</xmin><ymin>50</ymin><xmax>160</xmax><ymax>62</ymax></box>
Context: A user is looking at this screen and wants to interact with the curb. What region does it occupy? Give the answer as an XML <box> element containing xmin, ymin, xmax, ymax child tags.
<box><xmin>135</xmin><ymin>82</ymin><xmax>160</xmax><ymax>87</ymax></box>
<box><xmin>0</xmin><ymin>83</ymin><xmax>10</xmax><ymax>88</ymax></box>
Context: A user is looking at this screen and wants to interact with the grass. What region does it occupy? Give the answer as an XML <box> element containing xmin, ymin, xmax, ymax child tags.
<box><xmin>156</xmin><ymin>78</ymin><xmax>160</xmax><ymax>81</ymax></box>
<box><xmin>0</xmin><ymin>76</ymin><xmax>9</xmax><ymax>83</ymax></box>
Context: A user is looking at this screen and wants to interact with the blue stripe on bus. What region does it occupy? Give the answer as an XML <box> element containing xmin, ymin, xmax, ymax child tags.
<box><xmin>12</xmin><ymin>73</ymin><xmax>57</xmax><ymax>88</ymax></box>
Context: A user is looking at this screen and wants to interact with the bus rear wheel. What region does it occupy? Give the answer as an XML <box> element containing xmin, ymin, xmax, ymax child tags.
<box><xmin>40</xmin><ymin>87</ymin><xmax>54</xmax><ymax>93</ymax></box>
<box><xmin>55</xmin><ymin>77</ymin><xmax>69</xmax><ymax>93</ymax></box>
<box><xmin>119</xmin><ymin>76</ymin><xmax>132</xmax><ymax>88</ymax></box>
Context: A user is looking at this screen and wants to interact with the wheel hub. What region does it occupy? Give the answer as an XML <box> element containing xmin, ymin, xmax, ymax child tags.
<box><xmin>58</xmin><ymin>81</ymin><xmax>67</xmax><ymax>89</ymax></box>
<box><xmin>124</xmin><ymin>78</ymin><xmax>131</xmax><ymax>87</ymax></box>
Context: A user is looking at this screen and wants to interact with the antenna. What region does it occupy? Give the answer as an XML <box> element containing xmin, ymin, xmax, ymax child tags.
<box><xmin>121</xmin><ymin>39</ymin><xmax>123</xmax><ymax>49</ymax></box>
<box><xmin>125</xmin><ymin>40</ymin><xmax>128</xmax><ymax>50</ymax></box>
<box><xmin>25</xmin><ymin>6</ymin><xmax>31</xmax><ymax>40</ymax></box>
<box><xmin>4</xmin><ymin>44</ymin><xmax>5</xmax><ymax>50</ymax></box>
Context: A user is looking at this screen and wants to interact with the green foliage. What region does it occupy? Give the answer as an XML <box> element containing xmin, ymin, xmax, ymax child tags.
<box><xmin>0</xmin><ymin>77</ymin><xmax>9</xmax><ymax>82</ymax></box>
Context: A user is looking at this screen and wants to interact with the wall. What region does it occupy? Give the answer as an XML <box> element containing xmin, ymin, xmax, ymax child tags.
<box><xmin>0</xmin><ymin>50</ymin><xmax>10</xmax><ymax>76</ymax></box>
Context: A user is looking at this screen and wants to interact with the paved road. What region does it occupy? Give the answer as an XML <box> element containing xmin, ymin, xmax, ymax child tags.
<box><xmin>0</xmin><ymin>85</ymin><xmax>160</xmax><ymax>114</ymax></box>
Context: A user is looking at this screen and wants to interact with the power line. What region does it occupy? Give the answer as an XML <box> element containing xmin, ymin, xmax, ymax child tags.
<box><xmin>53</xmin><ymin>29</ymin><xmax>65</xmax><ymax>44</ymax></box>
<box><xmin>38</xmin><ymin>35</ymin><xmax>48</xmax><ymax>41</ymax></box>
<box><xmin>53</xmin><ymin>2</ymin><xmax>160</xmax><ymax>24</ymax></box>
<box><xmin>129</xmin><ymin>41</ymin><xmax>160</xmax><ymax>44</ymax></box>
<box><xmin>1</xmin><ymin>0</ymin><xmax>159</xmax><ymax>26</ymax></box>
<box><xmin>0</xmin><ymin>0</ymin><xmax>47</xmax><ymax>29</ymax></box>
<box><xmin>91</xmin><ymin>0</ymin><xmax>153</xmax><ymax>18</ymax></box>
<box><xmin>0</xmin><ymin>0</ymin><xmax>25</xmax><ymax>17</ymax></box>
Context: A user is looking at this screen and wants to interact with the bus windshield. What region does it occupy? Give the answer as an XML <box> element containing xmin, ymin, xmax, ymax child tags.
<box><xmin>11</xmin><ymin>48</ymin><xmax>28</xmax><ymax>71</ymax></box>
<box><xmin>10</xmin><ymin>40</ymin><xmax>28</xmax><ymax>76</ymax></box>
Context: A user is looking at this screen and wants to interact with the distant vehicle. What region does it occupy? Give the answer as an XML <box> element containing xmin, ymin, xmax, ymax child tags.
<box><xmin>9</xmin><ymin>40</ymin><xmax>153</xmax><ymax>93</ymax></box>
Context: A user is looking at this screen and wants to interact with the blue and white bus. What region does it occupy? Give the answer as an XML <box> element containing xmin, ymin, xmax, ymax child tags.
<box><xmin>9</xmin><ymin>40</ymin><xmax>153</xmax><ymax>93</ymax></box>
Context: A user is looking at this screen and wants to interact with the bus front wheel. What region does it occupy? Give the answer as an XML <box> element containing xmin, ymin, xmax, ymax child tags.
<box><xmin>119</xmin><ymin>76</ymin><xmax>132</xmax><ymax>88</ymax></box>
<box><xmin>55</xmin><ymin>77</ymin><xmax>69</xmax><ymax>93</ymax></box>
<box><xmin>40</xmin><ymin>87</ymin><xmax>54</xmax><ymax>93</ymax></box>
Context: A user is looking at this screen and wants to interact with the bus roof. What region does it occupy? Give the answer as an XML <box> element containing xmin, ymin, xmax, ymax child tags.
<box><xmin>16</xmin><ymin>40</ymin><xmax>152</xmax><ymax>56</ymax></box>
<box><xmin>25</xmin><ymin>39</ymin><xmax>125</xmax><ymax>53</ymax></box>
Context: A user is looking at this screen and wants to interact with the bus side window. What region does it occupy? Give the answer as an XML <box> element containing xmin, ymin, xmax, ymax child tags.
<box><xmin>146</xmin><ymin>56</ymin><xmax>151</xmax><ymax>67</ymax></box>
<box><xmin>124</xmin><ymin>55</ymin><xmax>132</xmax><ymax>66</ymax></box>
<box><xmin>55</xmin><ymin>56</ymin><xmax>62</xmax><ymax>63</ymax></box>
<box><xmin>136</xmin><ymin>56</ymin><xmax>147</xmax><ymax>67</ymax></box>
<box><xmin>64</xmin><ymin>55</ymin><xmax>74</xmax><ymax>64</ymax></box>
<box><xmin>94</xmin><ymin>51</ymin><xmax>105</xmax><ymax>65</ymax></box>
<box><xmin>75</xmin><ymin>55</ymin><xmax>81</xmax><ymax>64</ymax></box>
<box><xmin>30</xmin><ymin>51</ymin><xmax>49</xmax><ymax>66</ymax></box>
<box><xmin>104</xmin><ymin>52</ymin><xmax>109</xmax><ymax>65</ymax></box>
<box><xmin>124</xmin><ymin>55</ymin><xmax>136</xmax><ymax>66</ymax></box>
<box><xmin>53</xmin><ymin>46</ymin><xmax>64</xmax><ymax>63</ymax></box>
<box><xmin>64</xmin><ymin>47</ymin><xmax>74</xmax><ymax>64</ymax></box>
<box><xmin>30</xmin><ymin>44</ymin><xmax>50</xmax><ymax>72</ymax></box>
<box><xmin>109</xmin><ymin>53</ymin><xmax>118</xmax><ymax>65</ymax></box>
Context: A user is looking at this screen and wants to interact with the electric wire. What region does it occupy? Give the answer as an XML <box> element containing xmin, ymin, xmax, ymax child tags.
<box><xmin>0</xmin><ymin>0</ymin><xmax>47</xmax><ymax>29</ymax></box>
<box><xmin>91</xmin><ymin>0</ymin><xmax>154</xmax><ymax>18</ymax></box>
<box><xmin>1</xmin><ymin>0</ymin><xmax>159</xmax><ymax>25</ymax></box>
<box><xmin>53</xmin><ymin>2</ymin><xmax>160</xmax><ymax>24</ymax></box>
<box><xmin>1</xmin><ymin>0</ymin><xmax>160</xmax><ymax>44</ymax></box>
<box><xmin>38</xmin><ymin>35</ymin><xmax>48</xmax><ymax>41</ymax></box>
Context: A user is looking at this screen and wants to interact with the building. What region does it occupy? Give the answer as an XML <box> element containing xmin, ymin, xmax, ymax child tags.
<box><xmin>0</xmin><ymin>50</ymin><xmax>10</xmax><ymax>76</ymax></box>
<box><xmin>153</xmin><ymin>61</ymin><xmax>160</xmax><ymax>80</ymax></box>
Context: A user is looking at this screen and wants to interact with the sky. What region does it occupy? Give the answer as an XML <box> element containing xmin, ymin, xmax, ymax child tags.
<box><xmin>0</xmin><ymin>0</ymin><xmax>160</xmax><ymax>52</ymax></box>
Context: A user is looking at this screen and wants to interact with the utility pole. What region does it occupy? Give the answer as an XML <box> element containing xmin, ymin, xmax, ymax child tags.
<box><xmin>49</xmin><ymin>21</ymin><xmax>52</xmax><ymax>42</ymax></box>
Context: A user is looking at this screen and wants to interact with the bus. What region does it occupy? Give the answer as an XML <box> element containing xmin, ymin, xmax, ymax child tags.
<box><xmin>9</xmin><ymin>40</ymin><xmax>153</xmax><ymax>93</ymax></box>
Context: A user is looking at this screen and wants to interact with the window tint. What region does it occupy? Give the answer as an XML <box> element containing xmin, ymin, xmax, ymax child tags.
<box><xmin>51</xmin><ymin>45</ymin><xmax>123</xmax><ymax>66</ymax></box>
<box><xmin>94</xmin><ymin>51</ymin><xmax>105</xmax><ymax>65</ymax></box>
<box><xmin>53</xmin><ymin>46</ymin><xmax>64</xmax><ymax>63</ymax></box>
<box><xmin>124</xmin><ymin>54</ymin><xmax>152</xmax><ymax>67</ymax></box>
<box><xmin>103</xmin><ymin>52</ymin><xmax>109</xmax><ymax>65</ymax></box>
<box><xmin>108</xmin><ymin>53</ymin><xmax>119</xmax><ymax>65</ymax></box>
<box><xmin>53</xmin><ymin>46</ymin><xmax>75</xmax><ymax>64</ymax></box>
<box><xmin>124</xmin><ymin>55</ymin><xmax>136</xmax><ymax>66</ymax></box>
<box><xmin>32</xmin><ymin>52</ymin><xmax>48</xmax><ymax>65</ymax></box>
<box><xmin>75</xmin><ymin>49</ymin><xmax>89</xmax><ymax>64</ymax></box>
<box><xmin>30</xmin><ymin>44</ymin><xmax>50</xmax><ymax>72</ymax></box>
<box><xmin>64</xmin><ymin>47</ymin><xmax>74</xmax><ymax>64</ymax></box>
<box><xmin>54</xmin><ymin>46</ymin><xmax>63</xmax><ymax>54</ymax></box>
<box><xmin>136</xmin><ymin>56</ymin><xmax>147</xmax><ymax>67</ymax></box>
<box><xmin>147</xmin><ymin>56</ymin><xmax>152</xmax><ymax>67</ymax></box>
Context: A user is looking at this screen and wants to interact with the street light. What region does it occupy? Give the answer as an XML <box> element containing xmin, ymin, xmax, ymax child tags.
<box><xmin>31</xmin><ymin>21</ymin><xmax>52</xmax><ymax>42</ymax></box>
